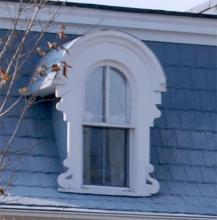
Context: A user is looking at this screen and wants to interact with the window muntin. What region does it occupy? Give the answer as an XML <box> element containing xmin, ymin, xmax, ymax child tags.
<box><xmin>83</xmin><ymin>66</ymin><xmax>130</xmax><ymax>187</ymax></box>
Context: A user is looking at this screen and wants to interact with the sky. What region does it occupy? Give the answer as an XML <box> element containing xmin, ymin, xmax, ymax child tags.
<box><xmin>60</xmin><ymin>0</ymin><xmax>207</xmax><ymax>11</ymax></box>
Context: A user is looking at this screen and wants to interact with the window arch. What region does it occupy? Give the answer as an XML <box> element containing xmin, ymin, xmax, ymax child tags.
<box><xmin>56</xmin><ymin>30</ymin><xmax>166</xmax><ymax>196</ymax></box>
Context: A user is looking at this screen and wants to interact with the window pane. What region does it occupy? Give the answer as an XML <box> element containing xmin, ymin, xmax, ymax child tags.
<box><xmin>109</xmin><ymin>68</ymin><xmax>127</xmax><ymax>124</ymax></box>
<box><xmin>83</xmin><ymin>126</ymin><xmax>129</xmax><ymax>187</ymax></box>
<box><xmin>105</xmin><ymin>128</ymin><xmax>129</xmax><ymax>187</ymax></box>
<box><xmin>85</xmin><ymin>67</ymin><xmax>105</xmax><ymax>122</ymax></box>
<box><xmin>83</xmin><ymin>127</ymin><xmax>104</xmax><ymax>185</ymax></box>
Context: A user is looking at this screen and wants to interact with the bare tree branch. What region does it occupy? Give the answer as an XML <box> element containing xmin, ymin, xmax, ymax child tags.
<box><xmin>0</xmin><ymin>0</ymin><xmax>66</xmax><ymax>196</ymax></box>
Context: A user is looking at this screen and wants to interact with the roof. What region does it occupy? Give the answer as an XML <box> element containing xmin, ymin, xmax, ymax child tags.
<box><xmin>0</xmin><ymin>28</ymin><xmax>217</xmax><ymax>217</ymax></box>
<box><xmin>3</xmin><ymin>0</ymin><xmax>217</xmax><ymax>19</ymax></box>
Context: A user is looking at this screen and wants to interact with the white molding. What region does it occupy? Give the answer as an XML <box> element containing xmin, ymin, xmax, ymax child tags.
<box><xmin>0</xmin><ymin>207</ymin><xmax>216</xmax><ymax>220</ymax></box>
<box><xmin>0</xmin><ymin>1</ymin><xmax>217</xmax><ymax>45</ymax></box>
<box><xmin>55</xmin><ymin>30</ymin><xmax>165</xmax><ymax>196</ymax></box>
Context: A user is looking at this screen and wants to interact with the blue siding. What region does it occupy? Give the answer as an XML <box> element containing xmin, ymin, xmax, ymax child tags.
<box><xmin>0</xmin><ymin>31</ymin><xmax>217</xmax><ymax>216</ymax></box>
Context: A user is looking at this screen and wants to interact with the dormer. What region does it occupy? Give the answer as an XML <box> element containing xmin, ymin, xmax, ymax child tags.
<box><xmin>31</xmin><ymin>30</ymin><xmax>166</xmax><ymax>197</ymax></box>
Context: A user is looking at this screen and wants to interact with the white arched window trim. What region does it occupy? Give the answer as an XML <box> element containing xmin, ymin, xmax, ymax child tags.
<box><xmin>55</xmin><ymin>30</ymin><xmax>166</xmax><ymax>197</ymax></box>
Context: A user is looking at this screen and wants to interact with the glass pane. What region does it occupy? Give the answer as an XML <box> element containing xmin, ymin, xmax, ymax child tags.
<box><xmin>83</xmin><ymin>127</ymin><xmax>104</xmax><ymax>185</ymax></box>
<box><xmin>85</xmin><ymin>67</ymin><xmax>105</xmax><ymax>122</ymax></box>
<box><xmin>83</xmin><ymin>126</ymin><xmax>129</xmax><ymax>187</ymax></box>
<box><xmin>109</xmin><ymin>67</ymin><xmax>127</xmax><ymax>124</ymax></box>
<box><xmin>105</xmin><ymin>128</ymin><xmax>129</xmax><ymax>187</ymax></box>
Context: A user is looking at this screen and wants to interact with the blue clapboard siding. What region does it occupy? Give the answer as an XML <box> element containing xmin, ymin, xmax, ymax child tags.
<box><xmin>0</xmin><ymin>30</ymin><xmax>216</xmax><ymax>216</ymax></box>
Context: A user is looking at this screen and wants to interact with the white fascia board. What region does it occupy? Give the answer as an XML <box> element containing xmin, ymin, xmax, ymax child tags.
<box><xmin>0</xmin><ymin>207</ymin><xmax>217</xmax><ymax>220</ymax></box>
<box><xmin>0</xmin><ymin>2</ymin><xmax>217</xmax><ymax>46</ymax></box>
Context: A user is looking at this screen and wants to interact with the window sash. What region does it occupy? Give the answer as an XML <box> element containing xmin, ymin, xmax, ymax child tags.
<box><xmin>83</xmin><ymin>66</ymin><xmax>130</xmax><ymax>188</ymax></box>
<box><xmin>84</xmin><ymin>66</ymin><xmax>129</xmax><ymax>125</ymax></box>
<box><xmin>83</xmin><ymin>126</ymin><xmax>129</xmax><ymax>187</ymax></box>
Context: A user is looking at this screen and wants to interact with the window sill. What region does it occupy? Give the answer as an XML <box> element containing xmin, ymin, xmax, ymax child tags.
<box><xmin>82</xmin><ymin>122</ymin><xmax>134</xmax><ymax>129</ymax></box>
<box><xmin>58</xmin><ymin>186</ymin><xmax>147</xmax><ymax>197</ymax></box>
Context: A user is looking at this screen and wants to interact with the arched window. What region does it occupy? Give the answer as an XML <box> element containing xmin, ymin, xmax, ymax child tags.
<box><xmin>83</xmin><ymin>66</ymin><xmax>130</xmax><ymax>187</ymax></box>
<box><xmin>56</xmin><ymin>30</ymin><xmax>166</xmax><ymax>196</ymax></box>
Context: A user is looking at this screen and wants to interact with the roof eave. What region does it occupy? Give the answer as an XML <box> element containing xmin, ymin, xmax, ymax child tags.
<box><xmin>1</xmin><ymin>207</ymin><xmax>217</xmax><ymax>220</ymax></box>
<box><xmin>2</xmin><ymin>0</ymin><xmax>217</xmax><ymax>19</ymax></box>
